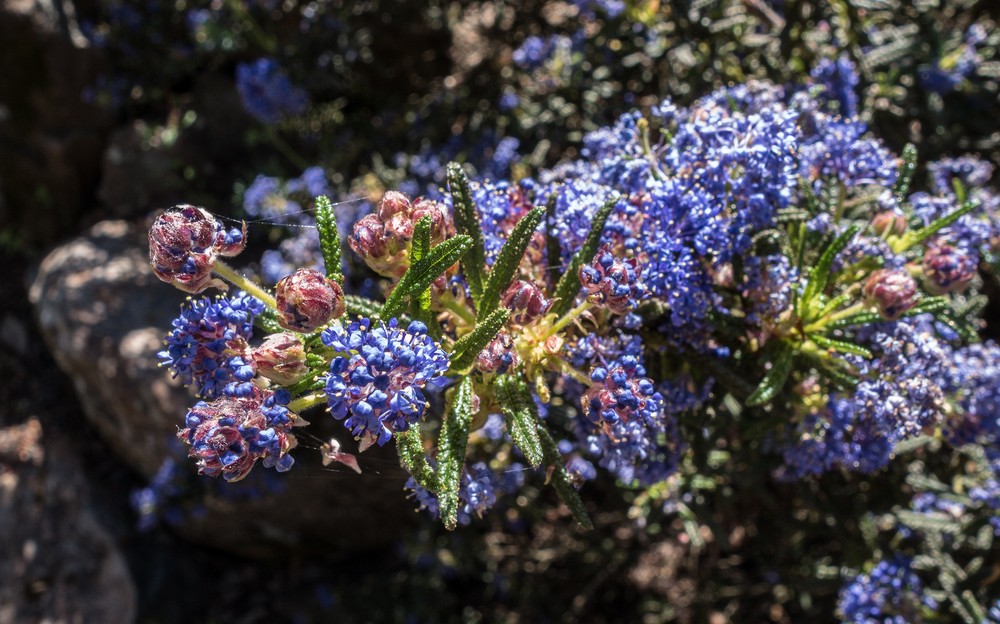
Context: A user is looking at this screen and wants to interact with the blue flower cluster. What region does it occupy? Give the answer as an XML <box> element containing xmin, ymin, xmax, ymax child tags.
<box><xmin>159</xmin><ymin>292</ymin><xmax>263</xmax><ymax>398</ymax></box>
<box><xmin>244</xmin><ymin>166</ymin><xmax>331</xmax><ymax>225</ymax></box>
<box><xmin>838</xmin><ymin>555</ymin><xmax>936</xmax><ymax>623</ymax></box>
<box><xmin>405</xmin><ymin>461</ymin><xmax>525</xmax><ymax>526</ymax></box>
<box><xmin>235</xmin><ymin>58</ymin><xmax>309</xmax><ymax>125</ymax></box>
<box><xmin>322</xmin><ymin>319</ymin><xmax>450</xmax><ymax>450</ymax></box>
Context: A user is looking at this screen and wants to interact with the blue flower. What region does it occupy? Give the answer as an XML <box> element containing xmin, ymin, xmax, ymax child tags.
<box><xmin>322</xmin><ymin>318</ymin><xmax>450</xmax><ymax>449</ymax></box>
<box><xmin>235</xmin><ymin>58</ymin><xmax>308</xmax><ymax>125</ymax></box>
<box><xmin>159</xmin><ymin>292</ymin><xmax>263</xmax><ymax>398</ymax></box>
<box><xmin>838</xmin><ymin>555</ymin><xmax>935</xmax><ymax>623</ymax></box>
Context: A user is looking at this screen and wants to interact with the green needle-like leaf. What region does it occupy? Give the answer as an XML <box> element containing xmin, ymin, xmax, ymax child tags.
<box><xmin>802</xmin><ymin>224</ymin><xmax>860</xmax><ymax>308</ymax></box>
<box><xmin>408</xmin><ymin>216</ymin><xmax>439</xmax><ymax>339</ymax></box>
<box><xmin>896</xmin><ymin>200</ymin><xmax>979</xmax><ymax>251</ymax></box>
<box><xmin>437</xmin><ymin>377</ymin><xmax>475</xmax><ymax>530</ymax></box>
<box><xmin>448</xmin><ymin>308</ymin><xmax>510</xmax><ymax>374</ymax></box>
<box><xmin>396</xmin><ymin>424</ymin><xmax>437</xmax><ymax>492</ymax></box>
<box><xmin>550</xmin><ymin>196</ymin><xmax>618</xmax><ymax>317</ymax></box>
<box><xmin>809</xmin><ymin>334</ymin><xmax>873</xmax><ymax>359</ymax></box>
<box><xmin>535</xmin><ymin>416</ymin><xmax>593</xmax><ymax>530</ymax></box>
<box><xmin>746</xmin><ymin>341</ymin><xmax>795</xmax><ymax>407</ymax></box>
<box><xmin>344</xmin><ymin>294</ymin><xmax>383</xmax><ymax>319</ymax></box>
<box><xmin>446</xmin><ymin>163</ymin><xmax>487</xmax><ymax>307</ymax></box>
<box><xmin>826</xmin><ymin>296</ymin><xmax>950</xmax><ymax>330</ymax></box>
<box><xmin>495</xmin><ymin>374</ymin><xmax>544</xmax><ymax>468</ymax></box>
<box><xmin>255</xmin><ymin>307</ymin><xmax>284</xmax><ymax>334</ymax></box>
<box><xmin>315</xmin><ymin>195</ymin><xmax>343</xmax><ymax>284</ymax></box>
<box><xmin>893</xmin><ymin>143</ymin><xmax>918</xmax><ymax>204</ymax></box>
<box><xmin>480</xmin><ymin>207</ymin><xmax>545</xmax><ymax>318</ymax></box>
<box><xmin>381</xmin><ymin>235</ymin><xmax>472</xmax><ymax>320</ymax></box>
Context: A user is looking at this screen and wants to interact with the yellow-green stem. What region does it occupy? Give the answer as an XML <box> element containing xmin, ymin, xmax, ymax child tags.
<box><xmin>213</xmin><ymin>260</ymin><xmax>278</xmax><ymax>310</ymax></box>
<box><xmin>550</xmin><ymin>301</ymin><xmax>593</xmax><ymax>335</ymax></box>
<box><xmin>289</xmin><ymin>392</ymin><xmax>327</xmax><ymax>413</ymax></box>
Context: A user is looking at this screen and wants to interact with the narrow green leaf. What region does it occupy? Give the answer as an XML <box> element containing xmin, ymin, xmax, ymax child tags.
<box><xmin>775</xmin><ymin>208</ymin><xmax>811</xmax><ymax>224</ymax></box>
<box><xmin>255</xmin><ymin>307</ymin><xmax>284</xmax><ymax>334</ymax></box>
<box><xmin>437</xmin><ymin>377</ymin><xmax>475</xmax><ymax>530</ymax></box>
<box><xmin>535</xmin><ymin>416</ymin><xmax>593</xmax><ymax>530</ymax></box>
<box><xmin>480</xmin><ymin>207</ymin><xmax>545</xmax><ymax>317</ymax></box>
<box><xmin>448</xmin><ymin>308</ymin><xmax>510</xmax><ymax>374</ymax></box>
<box><xmin>408</xmin><ymin>216</ymin><xmax>439</xmax><ymax>338</ymax></box>
<box><xmin>550</xmin><ymin>196</ymin><xmax>618</xmax><ymax>317</ymax></box>
<box><xmin>826</xmin><ymin>296</ymin><xmax>951</xmax><ymax>330</ymax></box>
<box><xmin>544</xmin><ymin>192</ymin><xmax>563</xmax><ymax>281</ymax></box>
<box><xmin>893</xmin><ymin>143</ymin><xmax>918</xmax><ymax>204</ymax></box>
<box><xmin>810</xmin><ymin>334</ymin><xmax>874</xmax><ymax>359</ymax></box>
<box><xmin>798</xmin><ymin>349</ymin><xmax>860</xmax><ymax>391</ymax></box>
<box><xmin>315</xmin><ymin>195</ymin><xmax>343</xmax><ymax>284</ymax></box>
<box><xmin>495</xmin><ymin>374</ymin><xmax>544</xmax><ymax>468</ymax></box>
<box><xmin>802</xmin><ymin>224</ymin><xmax>860</xmax><ymax>306</ymax></box>
<box><xmin>344</xmin><ymin>294</ymin><xmax>383</xmax><ymax>319</ymax></box>
<box><xmin>446</xmin><ymin>163</ymin><xmax>487</xmax><ymax>306</ymax></box>
<box><xmin>898</xmin><ymin>200</ymin><xmax>979</xmax><ymax>251</ymax></box>
<box><xmin>396</xmin><ymin>425</ymin><xmax>437</xmax><ymax>492</ymax></box>
<box><xmin>381</xmin><ymin>235</ymin><xmax>472</xmax><ymax>320</ymax></box>
<box><xmin>746</xmin><ymin>341</ymin><xmax>795</xmax><ymax>407</ymax></box>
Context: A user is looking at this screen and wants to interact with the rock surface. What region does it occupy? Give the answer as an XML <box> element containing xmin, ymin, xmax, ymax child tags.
<box><xmin>29</xmin><ymin>219</ymin><xmax>413</xmax><ymax>557</ymax></box>
<box><xmin>0</xmin><ymin>417</ymin><xmax>137</xmax><ymax>624</ymax></box>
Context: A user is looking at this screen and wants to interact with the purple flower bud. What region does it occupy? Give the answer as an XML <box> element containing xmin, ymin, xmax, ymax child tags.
<box><xmin>501</xmin><ymin>279</ymin><xmax>549</xmax><ymax>324</ymax></box>
<box><xmin>475</xmin><ymin>331</ymin><xmax>520</xmax><ymax>374</ymax></box>
<box><xmin>871</xmin><ymin>211</ymin><xmax>908</xmax><ymax>237</ymax></box>
<box><xmin>275</xmin><ymin>268</ymin><xmax>345</xmax><ymax>332</ymax></box>
<box><xmin>150</xmin><ymin>205</ymin><xmax>246</xmax><ymax>293</ymax></box>
<box><xmin>922</xmin><ymin>244</ymin><xmax>977</xmax><ymax>294</ymax></box>
<box><xmin>251</xmin><ymin>333</ymin><xmax>309</xmax><ymax>385</ymax></box>
<box><xmin>178</xmin><ymin>386</ymin><xmax>297</xmax><ymax>482</ymax></box>
<box><xmin>863</xmin><ymin>269</ymin><xmax>920</xmax><ymax>320</ymax></box>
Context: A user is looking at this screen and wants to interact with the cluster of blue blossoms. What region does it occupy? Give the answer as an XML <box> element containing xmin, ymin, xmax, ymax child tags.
<box><xmin>151</xmin><ymin>50</ymin><xmax>1000</xmax><ymax>617</ymax></box>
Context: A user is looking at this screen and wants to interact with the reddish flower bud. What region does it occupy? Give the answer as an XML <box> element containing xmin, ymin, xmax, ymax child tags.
<box><xmin>863</xmin><ymin>269</ymin><xmax>919</xmax><ymax>320</ymax></box>
<box><xmin>149</xmin><ymin>205</ymin><xmax>243</xmax><ymax>293</ymax></box>
<box><xmin>349</xmin><ymin>191</ymin><xmax>456</xmax><ymax>278</ymax></box>
<box><xmin>922</xmin><ymin>244</ymin><xmax>977</xmax><ymax>294</ymax></box>
<box><xmin>275</xmin><ymin>269</ymin><xmax>345</xmax><ymax>332</ymax></box>
<box><xmin>871</xmin><ymin>211</ymin><xmax>908</xmax><ymax>237</ymax></box>
<box><xmin>251</xmin><ymin>333</ymin><xmax>309</xmax><ymax>385</ymax></box>
<box><xmin>475</xmin><ymin>331</ymin><xmax>520</xmax><ymax>374</ymax></box>
<box><xmin>502</xmin><ymin>280</ymin><xmax>550</xmax><ymax>324</ymax></box>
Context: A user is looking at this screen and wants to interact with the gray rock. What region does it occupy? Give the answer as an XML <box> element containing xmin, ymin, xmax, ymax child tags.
<box><xmin>29</xmin><ymin>219</ymin><xmax>414</xmax><ymax>557</ymax></box>
<box><xmin>0</xmin><ymin>417</ymin><xmax>137</xmax><ymax>624</ymax></box>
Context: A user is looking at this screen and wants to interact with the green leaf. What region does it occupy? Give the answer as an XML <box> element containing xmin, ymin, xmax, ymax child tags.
<box><xmin>479</xmin><ymin>207</ymin><xmax>545</xmax><ymax>318</ymax></box>
<box><xmin>799</xmin><ymin>349</ymin><xmax>859</xmax><ymax>391</ymax></box>
<box><xmin>408</xmin><ymin>216</ymin><xmax>439</xmax><ymax>339</ymax></box>
<box><xmin>746</xmin><ymin>341</ymin><xmax>795</xmax><ymax>407</ymax></box>
<box><xmin>896</xmin><ymin>200</ymin><xmax>979</xmax><ymax>251</ymax></box>
<box><xmin>549</xmin><ymin>196</ymin><xmax>618</xmax><ymax>318</ymax></box>
<box><xmin>381</xmin><ymin>235</ymin><xmax>472</xmax><ymax>320</ymax></box>
<box><xmin>396</xmin><ymin>424</ymin><xmax>437</xmax><ymax>493</ymax></box>
<box><xmin>535</xmin><ymin>417</ymin><xmax>593</xmax><ymax>530</ymax></box>
<box><xmin>315</xmin><ymin>195</ymin><xmax>343</xmax><ymax>284</ymax></box>
<box><xmin>344</xmin><ymin>294</ymin><xmax>383</xmax><ymax>319</ymax></box>
<box><xmin>809</xmin><ymin>334</ymin><xmax>874</xmax><ymax>359</ymax></box>
<box><xmin>544</xmin><ymin>192</ymin><xmax>563</xmax><ymax>281</ymax></box>
<box><xmin>255</xmin><ymin>307</ymin><xmax>284</xmax><ymax>334</ymax></box>
<box><xmin>775</xmin><ymin>208</ymin><xmax>811</xmax><ymax>224</ymax></box>
<box><xmin>448</xmin><ymin>308</ymin><xmax>510</xmax><ymax>374</ymax></box>
<box><xmin>802</xmin><ymin>224</ymin><xmax>860</xmax><ymax>308</ymax></box>
<box><xmin>495</xmin><ymin>374</ymin><xmax>544</xmax><ymax>468</ymax></box>
<box><xmin>893</xmin><ymin>143</ymin><xmax>918</xmax><ymax>204</ymax></box>
<box><xmin>437</xmin><ymin>377</ymin><xmax>475</xmax><ymax>530</ymax></box>
<box><xmin>826</xmin><ymin>296</ymin><xmax>951</xmax><ymax>330</ymax></box>
<box><xmin>446</xmin><ymin>163</ymin><xmax>488</xmax><ymax>307</ymax></box>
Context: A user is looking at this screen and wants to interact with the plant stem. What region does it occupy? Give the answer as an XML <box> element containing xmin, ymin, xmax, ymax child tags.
<box><xmin>289</xmin><ymin>392</ymin><xmax>327</xmax><ymax>413</ymax></box>
<box><xmin>550</xmin><ymin>301</ymin><xmax>592</xmax><ymax>335</ymax></box>
<box><xmin>802</xmin><ymin>301</ymin><xmax>867</xmax><ymax>333</ymax></box>
<box><xmin>213</xmin><ymin>260</ymin><xmax>278</xmax><ymax>310</ymax></box>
